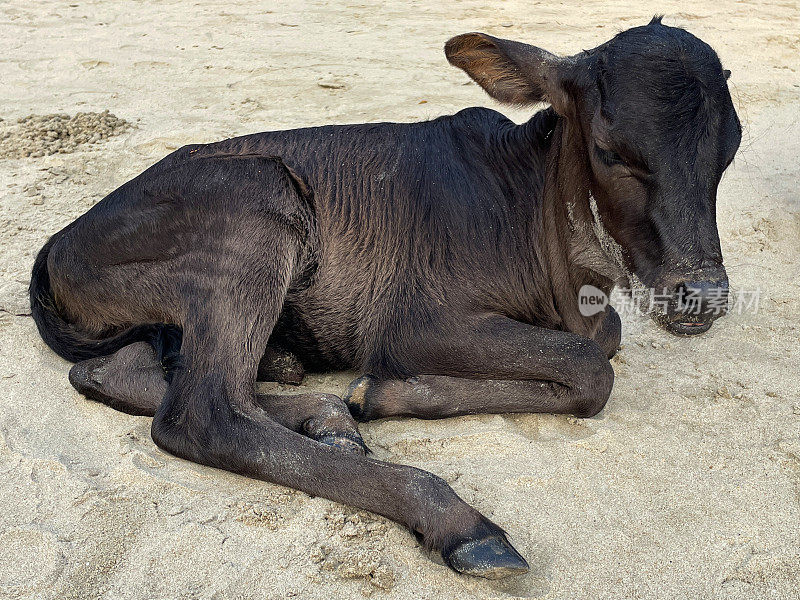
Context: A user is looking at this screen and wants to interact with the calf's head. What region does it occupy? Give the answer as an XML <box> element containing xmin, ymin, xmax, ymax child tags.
<box><xmin>446</xmin><ymin>18</ymin><xmax>742</xmax><ymax>335</ymax></box>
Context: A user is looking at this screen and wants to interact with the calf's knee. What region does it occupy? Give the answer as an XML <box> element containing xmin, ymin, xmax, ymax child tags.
<box><xmin>569</xmin><ymin>340</ymin><xmax>614</xmax><ymax>418</ymax></box>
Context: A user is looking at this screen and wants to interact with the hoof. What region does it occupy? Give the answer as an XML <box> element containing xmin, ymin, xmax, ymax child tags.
<box><xmin>67</xmin><ymin>343</ymin><xmax>163</xmax><ymax>417</ymax></box>
<box><xmin>443</xmin><ymin>534</ymin><xmax>529</xmax><ymax>579</ymax></box>
<box><xmin>316</xmin><ymin>434</ymin><xmax>370</xmax><ymax>455</ymax></box>
<box><xmin>68</xmin><ymin>356</ymin><xmax>110</xmax><ymax>401</ymax></box>
<box><xmin>343</xmin><ymin>374</ymin><xmax>378</xmax><ymax>421</ymax></box>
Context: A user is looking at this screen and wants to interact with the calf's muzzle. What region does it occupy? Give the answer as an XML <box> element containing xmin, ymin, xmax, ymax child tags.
<box><xmin>657</xmin><ymin>273</ymin><xmax>730</xmax><ymax>336</ymax></box>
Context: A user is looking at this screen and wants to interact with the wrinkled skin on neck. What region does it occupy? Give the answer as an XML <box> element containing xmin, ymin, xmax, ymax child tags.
<box><xmin>537</xmin><ymin>116</ymin><xmax>618</xmax><ymax>340</ymax></box>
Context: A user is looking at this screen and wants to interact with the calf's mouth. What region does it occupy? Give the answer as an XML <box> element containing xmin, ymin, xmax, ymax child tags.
<box><xmin>649</xmin><ymin>273</ymin><xmax>730</xmax><ymax>337</ymax></box>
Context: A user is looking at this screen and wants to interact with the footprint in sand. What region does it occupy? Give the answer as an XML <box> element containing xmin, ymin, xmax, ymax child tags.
<box><xmin>503</xmin><ymin>413</ymin><xmax>595</xmax><ymax>442</ymax></box>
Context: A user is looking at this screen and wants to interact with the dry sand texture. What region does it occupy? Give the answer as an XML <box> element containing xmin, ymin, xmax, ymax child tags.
<box><xmin>1</xmin><ymin>1</ymin><xmax>799</xmax><ymax>598</ymax></box>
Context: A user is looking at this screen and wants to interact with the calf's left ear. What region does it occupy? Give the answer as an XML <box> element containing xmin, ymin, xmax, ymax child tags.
<box><xmin>445</xmin><ymin>32</ymin><xmax>570</xmax><ymax>113</ymax></box>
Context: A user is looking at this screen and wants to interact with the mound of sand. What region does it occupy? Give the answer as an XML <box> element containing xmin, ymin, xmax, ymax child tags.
<box><xmin>0</xmin><ymin>111</ymin><xmax>131</xmax><ymax>159</ymax></box>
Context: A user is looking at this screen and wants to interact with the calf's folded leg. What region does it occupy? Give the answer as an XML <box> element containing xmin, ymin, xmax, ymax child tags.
<box><xmin>346</xmin><ymin>313</ymin><xmax>614</xmax><ymax>421</ymax></box>
<box><xmin>346</xmin><ymin>374</ymin><xmax>605</xmax><ymax>421</ymax></box>
<box><xmin>594</xmin><ymin>306</ymin><xmax>622</xmax><ymax>359</ymax></box>
<box><xmin>152</xmin><ymin>306</ymin><xmax>528</xmax><ymax>578</ymax></box>
<box><xmin>69</xmin><ymin>342</ymin><xmax>165</xmax><ymax>416</ymax></box>
<box><xmin>256</xmin><ymin>393</ymin><xmax>368</xmax><ymax>454</ymax></box>
<box><xmin>69</xmin><ymin>342</ymin><xmax>367</xmax><ymax>453</ymax></box>
<box><xmin>56</xmin><ymin>153</ymin><xmax>528</xmax><ymax>577</ymax></box>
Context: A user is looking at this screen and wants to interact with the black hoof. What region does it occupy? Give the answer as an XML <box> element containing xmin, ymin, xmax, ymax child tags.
<box><xmin>316</xmin><ymin>434</ymin><xmax>370</xmax><ymax>455</ymax></box>
<box><xmin>443</xmin><ymin>534</ymin><xmax>529</xmax><ymax>579</ymax></box>
<box><xmin>68</xmin><ymin>356</ymin><xmax>111</xmax><ymax>401</ymax></box>
<box><xmin>343</xmin><ymin>374</ymin><xmax>378</xmax><ymax>421</ymax></box>
<box><xmin>68</xmin><ymin>343</ymin><xmax>162</xmax><ymax>417</ymax></box>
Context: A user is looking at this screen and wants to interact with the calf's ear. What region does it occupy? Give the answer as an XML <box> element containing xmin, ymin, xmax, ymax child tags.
<box><xmin>445</xmin><ymin>32</ymin><xmax>570</xmax><ymax>113</ymax></box>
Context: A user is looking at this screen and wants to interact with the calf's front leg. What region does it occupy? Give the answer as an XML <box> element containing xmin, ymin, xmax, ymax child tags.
<box><xmin>594</xmin><ymin>305</ymin><xmax>622</xmax><ymax>359</ymax></box>
<box><xmin>346</xmin><ymin>314</ymin><xmax>614</xmax><ymax>421</ymax></box>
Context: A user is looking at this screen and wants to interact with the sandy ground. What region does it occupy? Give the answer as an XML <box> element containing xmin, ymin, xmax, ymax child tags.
<box><xmin>1</xmin><ymin>1</ymin><xmax>799</xmax><ymax>598</ymax></box>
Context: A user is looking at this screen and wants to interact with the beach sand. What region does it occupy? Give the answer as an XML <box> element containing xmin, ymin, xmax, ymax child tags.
<box><xmin>1</xmin><ymin>1</ymin><xmax>798</xmax><ymax>598</ymax></box>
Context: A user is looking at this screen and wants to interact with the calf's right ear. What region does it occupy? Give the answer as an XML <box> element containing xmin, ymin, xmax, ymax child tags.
<box><xmin>445</xmin><ymin>33</ymin><xmax>570</xmax><ymax>113</ymax></box>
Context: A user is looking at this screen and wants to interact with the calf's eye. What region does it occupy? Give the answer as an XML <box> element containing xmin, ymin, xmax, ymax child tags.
<box><xmin>594</xmin><ymin>144</ymin><xmax>624</xmax><ymax>167</ymax></box>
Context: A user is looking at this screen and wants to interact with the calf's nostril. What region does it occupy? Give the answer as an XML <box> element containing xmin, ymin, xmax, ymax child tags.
<box><xmin>672</xmin><ymin>279</ymin><xmax>729</xmax><ymax>318</ymax></box>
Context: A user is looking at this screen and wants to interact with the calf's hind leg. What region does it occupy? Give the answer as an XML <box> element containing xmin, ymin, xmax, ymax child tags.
<box><xmin>151</xmin><ymin>259</ymin><xmax>527</xmax><ymax>578</ymax></box>
<box><xmin>61</xmin><ymin>154</ymin><xmax>526</xmax><ymax>577</ymax></box>
<box><xmin>69</xmin><ymin>342</ymin><xmax>366</xmax><ymax>453</ymax></box>
<box><xmin>594</xmin><ymin>306</ymin><xmax>622</xmax><ymax>359</ymax></box>
<box><xmin>69</xmin><ymin>342</ymin><xmax>165</xmax><ymax>416</ymax></box>
<box><xmin>70</xmin><ymin>340</ymin><xmax>305</xmax><ymax>414</ymax></box>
